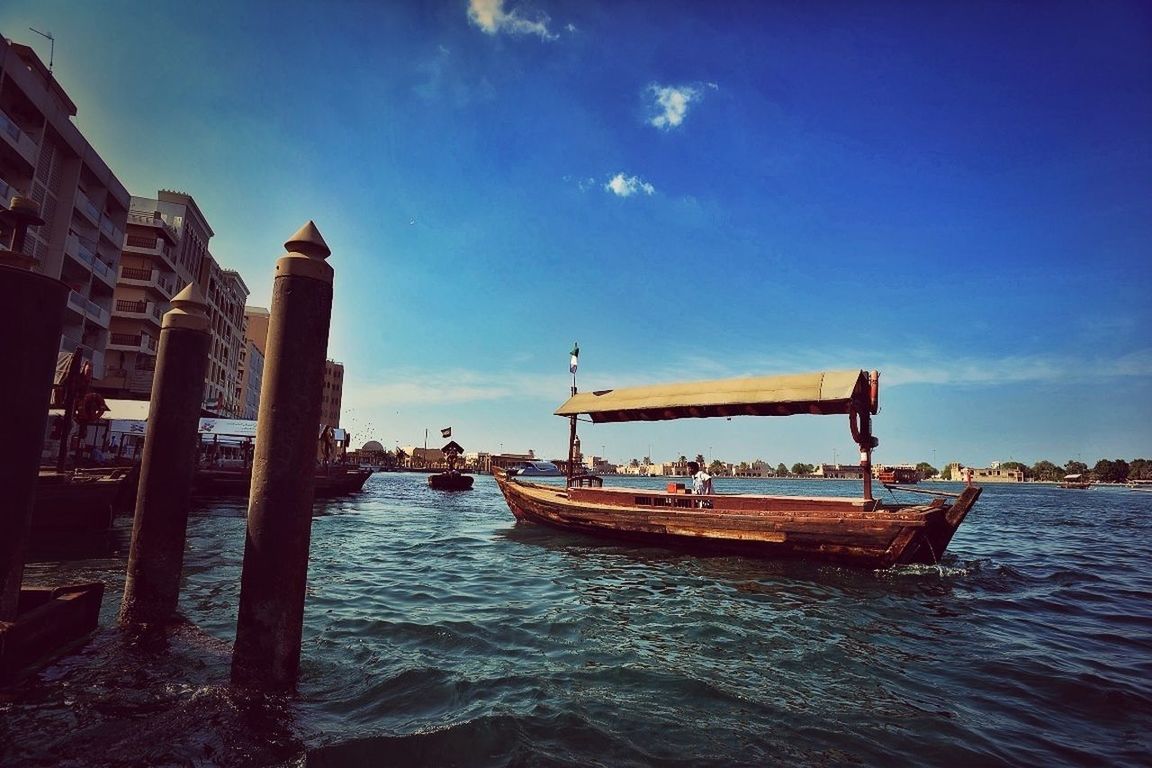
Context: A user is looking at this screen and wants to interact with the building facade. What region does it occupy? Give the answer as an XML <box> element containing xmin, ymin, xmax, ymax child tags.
<box><xmin>202</xmin><ymin>263</ymin><xmax>248</xmax><ymax>416</ymax></box>
<box><xmin>1</xmin><ymin>36</ymin><xmax>129</xmax><ymax>377</ymax></box>
<box><xmin>321</xmin><ymin>359</ymin><xmax>344</xmax><ymax>429</ymax></box>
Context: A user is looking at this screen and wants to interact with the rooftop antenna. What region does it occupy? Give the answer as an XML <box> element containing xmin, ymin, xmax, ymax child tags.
<box><xmin>28</xmin><ymin>27</ymin><xmax>54</xmax><ymax>73</ymax></box>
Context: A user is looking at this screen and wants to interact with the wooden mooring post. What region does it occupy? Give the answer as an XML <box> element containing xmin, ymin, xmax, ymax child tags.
<box><xmin>119</xmin><ymin>285</ymin><xmax>212</xmax><ymax>625</ymax></box>
<box><xmin>231</xmin><ymin>222</ymin><xmax>333</xmax><ymax>691</ymax></box>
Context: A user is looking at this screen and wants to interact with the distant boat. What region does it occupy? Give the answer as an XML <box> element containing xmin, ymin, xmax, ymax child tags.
<box><xmin>1127</xmin><ymin>480</ymin><xmax>1152</xmax><ymax>493</ymax></box>
<box><xmin>1059</xmin><ymin>473</ymin><xmax>1093</xmax><ymax>489</ymax></box>
<box><xmin>428</xmin><ymin>471</ymin><xmax>474</xmax><ymax>491</ymax></box>
<box><xmin>496</xmin><ymin>369</ymin><xmax>982</xmax><ymax>569</ymax></box>
<box><xmin>876</xmin><ymin>466</ymin><xmax>920</xmax><ymax>485</ymax></box>
<box><xmin>514</xmin><ymin>461</ymin><xmax>563</xmax><ymax>477</ymax></box>
<box><xmin>192</xmin><ymin>466</ymin><xmax>372</xmax><ymax>497</ymax></box>
<box><xmin>33</xmin><ymin>467</ymin><xmax>137</xmax><ymax>537</ymax></box>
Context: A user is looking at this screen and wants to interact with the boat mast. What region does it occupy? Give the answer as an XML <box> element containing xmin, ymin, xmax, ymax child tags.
<box><xmin>854</xmin><ymin>370</ymin><xmax>880</xmax><ymax>501</ymax></box>
<box><xmin>567</xmin><ymin>342</ymin><xmax>579</xmax><ymax>486</ymax></box>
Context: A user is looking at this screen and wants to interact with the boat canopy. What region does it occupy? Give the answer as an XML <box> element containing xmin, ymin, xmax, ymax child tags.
<box><xmin>555</xmin><ymin>370</ymin><xmax>874</xmax><ymax>423</ymax></box>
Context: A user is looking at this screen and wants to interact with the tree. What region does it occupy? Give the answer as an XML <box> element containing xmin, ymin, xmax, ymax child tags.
<box><xmin>791</xmin><ymin>462</ymin><xmax>813</xmax><ymax>476</ymax></box>
<box><xmin>629</xmin><ymin>458</ymin><xmax>639</xmax><ymax>468</ymax></box>
<box><xmin>695</xmin><ymin>454</ymin><xmax>706</xmax><ymax>466</ymax></box>
<box><xmin>1030</xmin><ymin>460</ymin><xmax>1062</xmax><ymax>482</ymax></box>
<box><xmin>1093</xmin><ymin>459</ymin><xmax>1129</xmax><ymax>484</ymax></box>
<box><xmin>1129</xmin><ymin>458</ymin><xmax>1152</xmax><ymax>481</ymax></box>
<box><xmin>678</xmin><ymin>455</ymin><xmax>687</xmax><ymax>464</ymax></box>
<box><xmin>940</xmin><ymin>464</ymin><xmax>954</xmax><ymax>481</ymax></box>
<box><xmin>776</xmin><ymin>463</ymin><xmax>788</xmax><ymax>477</ymax></box>
<box><xmin>1064</xmin><ymin>460</ymin><xmax>1088</xmax><ymax>476</ymax></box>
<box><xmin>708</xmin><ymin>460</ymin><xmax>726</xmax><ymax>476</ymax></box>
<box><xmin>1001</xmin><ymin>461</ymin><xmax>1028</xmax><ymax>480</ymax></box>
<box><xmin>916</xmin><ymin>462</ymin><xmax>938</xmax><ymax>480</ymax></box>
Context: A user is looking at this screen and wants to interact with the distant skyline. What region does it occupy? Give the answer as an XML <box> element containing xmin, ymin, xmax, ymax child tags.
<box><xmin>3</xmin><ymin>1</ymin><xmax>1149</xmax><ymax>467</ymax></box>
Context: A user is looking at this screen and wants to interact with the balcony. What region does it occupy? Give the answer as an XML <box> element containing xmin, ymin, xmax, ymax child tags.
<box><xmin>100</xmin><ymin>215</ymin><xmax>124</xmax><ymax>247</ymax></box>
<box><xmin>0</xmin><ymin>174</ymin><xmax>20</xmax><ymax>203</ymax></box>
<box><xmin>127</xmin><ymin>210</ymin><xmax>179</xmax><ymax>242</ymax></box>
<box><xmin>118</xmin><ymin>265</ymin><xmax>176</xmax><ymax>297</ymax></box>
<box><xmin>74</xmin><ymin>189</ymin><xmax>101</xmax><ymax>225</ymax></box>
<box><xmin>108</xmin><ymin>332</ymin><xmax>158</xmax><ymax>354</ymax></box>
<box><xmin>0</xmin><ymin>108</ymin><xmax>38</xmax><ymax>167</ymax></box>
<box><xmin>64</xmin><ymin>234</ymin><xmax>117</xmax><ymax>287</ymax></box>
<box><xmin>115</xmin><ymin>298</ymin><xmax>164</xmax><ymax>324</ymax></box>
<box><xmin>124</xmin><ymin>234</ymin><xmax>177</xmax><ymax>271</ymax></box>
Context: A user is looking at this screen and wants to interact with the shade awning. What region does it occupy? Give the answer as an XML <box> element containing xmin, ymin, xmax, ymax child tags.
<box><xmin>554</xmin><ymin>370</ymin><xmax>873</xmax><ymax>423</ymax></box>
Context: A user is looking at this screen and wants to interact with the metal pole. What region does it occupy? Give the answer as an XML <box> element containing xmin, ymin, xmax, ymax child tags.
<box><xmin>119</xmin><ymin>285</ymin><xmax>211</xmax><ymax>625</ymax></box>
<box><xmin>232</xmin><ymin>222</ymin><xmax>333</xmax><ymax>691</ymax></box>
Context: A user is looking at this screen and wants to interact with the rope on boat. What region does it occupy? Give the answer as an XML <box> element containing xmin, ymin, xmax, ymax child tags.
<box><xmin>881</xmin><ymin>483</ymin><xmax>963</xmax><ymax>499</ymax></box>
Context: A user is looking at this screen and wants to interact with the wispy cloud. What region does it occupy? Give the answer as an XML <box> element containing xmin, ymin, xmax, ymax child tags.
<box><xmin>468</xmin><ymin>0</ymin><xmax>556</xmax><ymax>40</ymax></box>
<box><xmin>345</xmin><ymin>368</ymin><xmax>561</xmax><ymax>406</ymax></box>
<box><xmin>605</xmin><ymin>172</ymin><xmax>655</xmax><ymax>198</ymax></box>
<box><xmin>693</xmin><ymin>347</ymin><xmax>1152</xmax><ymax>389</ymax></box>
<box><xmin>647</xmin><ymin>82</ymin><xmax>716</xmax><ymax>130</ymax></box>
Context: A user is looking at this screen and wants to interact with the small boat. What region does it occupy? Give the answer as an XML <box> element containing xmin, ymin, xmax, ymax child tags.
<box><xmin>514</xmin><ymin>461</ymin><xmax>563</xmax><ymax>477</ymax></box>
<box><xmin>0</xmin><ymin>582</ymin><xmax>104</xmax><ymax>682</ymax></box>
<box><xmin>1059</xmin><ymin>474</ymin><xmax>1093</xmax><ymax>489</ymax></box>
<box><xmin>876</xmin><ymin>466</ymin><xmax>920</xmax><ymax>485</ymax></box>
<box><xmin>33</xmin><ymin>467</ymin><xmax>137</xmax><ymax>536</ymax></box>
<box><xmin>1127</xmin><ymin>480</ymin><xmax>1152</xmax><ymax>493</ymax></box>
<box><xmin>192</xmin><ymin>466</ymin><xmax>373</xmax><ymax>497</ymax></box>
<box><xmin>496</xmin><ymin>369</ymin><xmax>982</xmax><ymax>569</ymax></box>
<box><xmin>428</xmin><ymin>471</ymin><xmax>475</xmax><ymax>491</ymax></box>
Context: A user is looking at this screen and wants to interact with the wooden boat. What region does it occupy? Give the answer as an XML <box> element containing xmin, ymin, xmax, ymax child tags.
<box><xmin>192</xmin><ymin>465</ymin><xmax>373</xmax><ymax>497</ymax></box>
<box><xmin>876</xmin><ymin>465</ymin><xmax>920</xmax><ymax>485</ymax></box>
<box><xmin>495</xmin><ymin>369</ymin><xmax>982</xmax><ymax>569</ymax></box>
<box><xmin>33</xmin><ymin>467</ymin><xmax>136</xmax><ymax>535</ymax></box>
<box><xmin>0</xmin><ymin>582</ymin><xmax>104</xmax><ymax>682</ymax></box>
<box><xmin>428</xmin><ymin>471</ymin><xmax>475</xmax><ymax>491</ymax></box>
<box><xmin>1059</xmin><ymin>474</ymin><xmax>1093</xmax><ymax>489</ymax></box>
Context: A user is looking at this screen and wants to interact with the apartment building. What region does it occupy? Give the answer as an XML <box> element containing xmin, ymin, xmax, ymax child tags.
<box><xmin>236</xmin><ymin>338</ymin><xmax>264</xmax><ymax>419</ymax></box>
<box><xmin>101</xmin><ymin>192</ymin><xmax>208</xmax><ymax>397</ymax></box>
<box><xmin>321</xmin><ymin>360</ymin><xmax>344</xmax><ymax>429</ymax></box>
<box><xmin>203</xmin><ymin>263</ymin><xmax>249</xmax><ymax>416</ymax></box>
<box><xmin>243</xmin><ymin>305</ymin><xmax>342</xmax><ymax>427</ymax></box>
<box><xmin>1</xmin><ymin>35</ymin><xmax>128</xmax><ymax>377</ymax></box>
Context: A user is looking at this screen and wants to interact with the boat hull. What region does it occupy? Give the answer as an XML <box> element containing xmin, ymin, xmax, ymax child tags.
<box><xmin>495</xmin><ymin>469</ymin><xmax>981</xmax><ymax>569</ymax></box>
<box><xmin>192</xmin><ymin>467</ymin><xmax>373</xmax><ymax>497</ymax></box>
<box><xmin>428</xmin><ymin>472</ymin><xmax>475</xmax><ymax>491</ymax></box>
<box><xmin>0</xmin><ymin>582</ymin><xmax>104</xmax><ymax>682</ymax></box>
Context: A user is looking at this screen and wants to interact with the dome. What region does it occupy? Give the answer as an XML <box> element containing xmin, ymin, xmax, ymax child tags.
<box><xmin>361</xmin><ymin>440</ymin><xmax>384</xmax><ymax>452</ymax></box>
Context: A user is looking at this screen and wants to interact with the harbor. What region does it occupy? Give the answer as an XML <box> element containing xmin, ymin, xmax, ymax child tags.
<box><xmin>5</xmin><ymin>474</ymin><xmax>1152</xmax><ymax>766</ymax></box>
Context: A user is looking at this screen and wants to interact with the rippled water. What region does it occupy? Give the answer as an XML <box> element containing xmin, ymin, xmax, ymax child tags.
<box><xmin>4</xmin><ymin>474</ymin><xmax>1152</xmax><ymax>766</ymax></box>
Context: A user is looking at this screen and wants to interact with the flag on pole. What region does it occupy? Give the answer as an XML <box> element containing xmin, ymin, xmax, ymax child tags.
<box><xmin>441</xmin><ymin>427</ymin><xmax>452</xmax><ymax>438</ymax></box>
<box><xmin>569</xmin><ymin>342</ymin><xmax>579</xmax><ymax>374</ymax></box>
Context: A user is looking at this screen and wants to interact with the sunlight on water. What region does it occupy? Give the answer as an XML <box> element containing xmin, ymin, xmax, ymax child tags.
<box><xmin>5</xmin><ymin>474</ymin><xmax>1152</xmax><ymax>767</ymax></box>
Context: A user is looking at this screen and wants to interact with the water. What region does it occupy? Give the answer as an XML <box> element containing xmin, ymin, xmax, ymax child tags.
<box><xmin>4</xmin><ymin>475</ymin><xmax>1151</xmax><ymax>766</ymax></box>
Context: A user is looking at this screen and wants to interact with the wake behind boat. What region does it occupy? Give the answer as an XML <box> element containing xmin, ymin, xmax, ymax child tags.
<box><xmin>496</xmin><ymin>369</ymin><xmax>981</xmax><ymax>569</ymax></box>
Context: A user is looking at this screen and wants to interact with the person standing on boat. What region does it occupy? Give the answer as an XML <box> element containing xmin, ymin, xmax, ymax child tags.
<box><xmin>687</xmin><ymin>461</ymin><xmax>713</xmax><ymax>496</ymax></box>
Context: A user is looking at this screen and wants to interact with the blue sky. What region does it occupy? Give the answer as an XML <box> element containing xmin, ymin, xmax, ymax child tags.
<box><xmin>4</xmin><ymin>0</ymin><xmax>1150</xmax><ymax>468</ymax></box>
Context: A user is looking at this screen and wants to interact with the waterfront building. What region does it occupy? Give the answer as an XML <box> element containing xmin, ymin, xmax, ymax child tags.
<box><xmin>202</xmin><ymin>262</ymin><xmax>248</xmax><ymax>416</ymax></box>
<box><xmin>1</xmin><ymin>35</ymin><xmax>128</xmax><ymax>377</ymax></box>
<box><xmin>100</xmin><ymin>192</ymin><xmax>204</xmax><ymax>397</ymax></box>
<box><xmin>97</xmin><ymin>190</ymin><xmax>248</xmax><ymax>416</ymax></box>
<box><xmin>321</xmin><ymin>359</ymin><xmax>344</xmax><ymax>429</ymax></box>
<box><xmin>237</xmin><ymin>337</ymin><xmax>264</xmax><ymax>420</ymax></box>
<box><xmin>813</xmin><ymin>464</ymin><xmax>866</xmax><ymax>479</ymax></box>
<box><xmin>242</xmin><ymin>305</ymin><xmax>342</xmax><ymax>426</ymax></box>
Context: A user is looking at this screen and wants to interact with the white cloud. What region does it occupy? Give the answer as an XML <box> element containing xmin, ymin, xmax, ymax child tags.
<box><xmin>648</xmin><ymin>84</ymin><xmax>706</xmax><ymax>129</ymax></box>
<box><xmin>345</xmin><ymin>368</ymin><xmax>559</xmax><ymax>406</ymax></box>
<box><xmin>605</xmin><ymin>173</ymin><xmax>655</xmax><ymax>198</ymax></box>
<box><xmin>468</xmin><ymin>0</ymin><xmax>556</xmax><ymax>40</ymax></box>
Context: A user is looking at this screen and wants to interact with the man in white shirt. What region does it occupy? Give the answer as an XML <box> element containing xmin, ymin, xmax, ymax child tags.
<box><xmin>687</xmin><ymin>461</ymin><xmax>713</xmax><ymax>496</ymax></box>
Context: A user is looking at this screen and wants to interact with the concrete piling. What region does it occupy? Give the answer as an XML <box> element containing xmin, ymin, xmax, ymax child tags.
<box><xmin>119</xmin><ymin>284</ymin><xmax>211</xmax><ymax>626</ymax></box>
<box><xmin>231</xmin><ymin>222</ymin><xmax>333</xmax><ymax>691</ymax></box>
<box><xmin>0</xmin><ymin>263</ymin><xmax>68</xmax><ymax>620</ymax></box>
